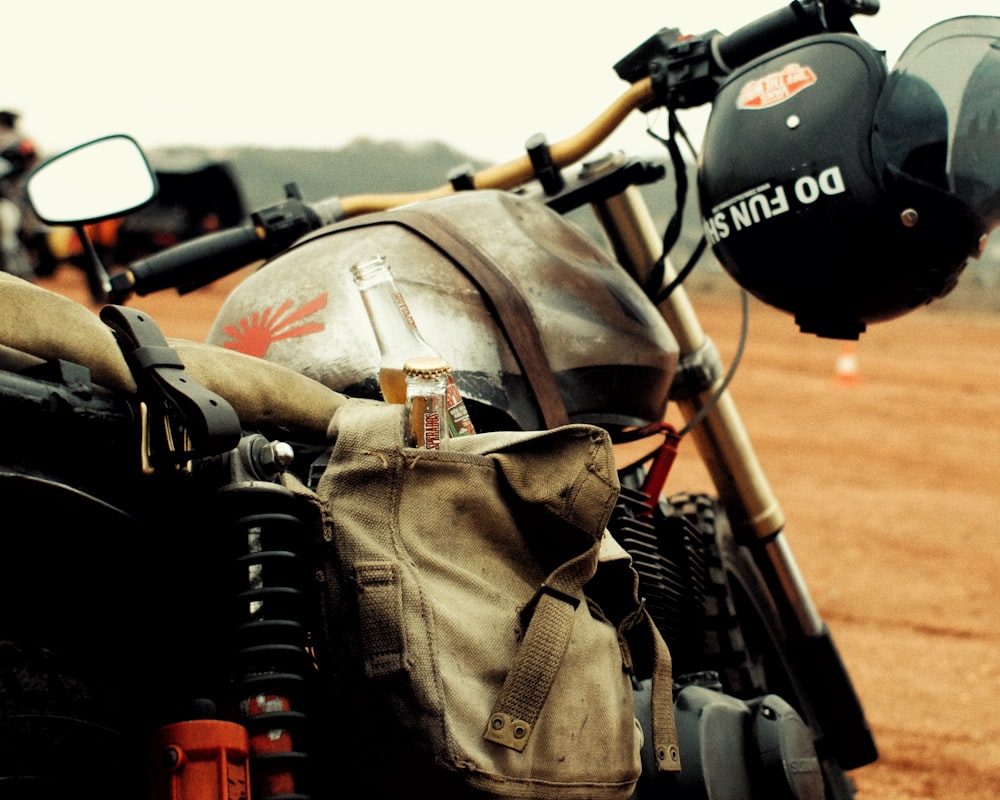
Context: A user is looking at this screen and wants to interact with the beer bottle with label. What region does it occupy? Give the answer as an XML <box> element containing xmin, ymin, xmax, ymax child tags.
<box><xmin>351</xmin><ymin>254</ymin><xmax>476</xmax><ymax>436</ymax></box>
<box><xmin>404</xmin><ymin>356</ymin><xmax>451</xmax><ymax>449</ymax></box>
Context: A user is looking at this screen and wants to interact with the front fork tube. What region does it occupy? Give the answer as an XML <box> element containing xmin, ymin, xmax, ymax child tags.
<box><xmin>590</xmin><ymin>178</ymin><xmax>821</xmax><ymax>638</ymax></box>
<box><xmin>590</xmin><ymin>178</ymin><xmax>876</xmax><ymax>769</ymax></box>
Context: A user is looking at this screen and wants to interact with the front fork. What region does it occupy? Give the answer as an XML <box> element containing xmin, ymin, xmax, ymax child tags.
<box><xmin>586</xmin><ymin>155</ymin><xmax>876</xmax><ymax>770</ymax></box>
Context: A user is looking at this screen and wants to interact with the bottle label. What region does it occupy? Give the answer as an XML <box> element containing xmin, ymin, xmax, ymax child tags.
<box><xmin>409</xmin><ymin>394</ymin><xmax>444</xmax><ymax>449</ymax></box>
<box><xmin>394</xmin><ymin>292</ymin><xmax>419</xmax><ymax>331</ymax></box>
<box><xmin>423</xmin><ymin>410</ymin><xmax>443</xmax><ymax>450</ymax></box>
<box><xmin>445</xmin><ymin>377</ymin><xmax>476</xmax><ymax>437</ymax></box>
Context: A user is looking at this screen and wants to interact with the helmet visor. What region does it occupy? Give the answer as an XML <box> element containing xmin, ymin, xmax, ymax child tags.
<box><xmin>872</xmin><ymin>16</ymin><xmax>1000</xmax><ymax>231</ymax></box>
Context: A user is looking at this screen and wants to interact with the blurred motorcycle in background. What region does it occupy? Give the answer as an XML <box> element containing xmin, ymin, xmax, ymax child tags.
<box><xmin>0</xmin><ymin>111</ymin><xmax>54</xmax><ymax>280</ymax></box>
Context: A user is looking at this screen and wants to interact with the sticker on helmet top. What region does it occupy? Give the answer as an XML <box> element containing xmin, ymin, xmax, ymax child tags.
<box><xmin>737</xmin><ymin>64</ymin><xmax>817</xmax><ymax>109</ymax></box>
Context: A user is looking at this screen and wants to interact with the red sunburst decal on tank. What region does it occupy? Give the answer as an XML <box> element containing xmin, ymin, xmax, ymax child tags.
<box><xmin>221</xmin><ymin>293</ymin><xmax>328</xmax><ymax>357</ymax></box>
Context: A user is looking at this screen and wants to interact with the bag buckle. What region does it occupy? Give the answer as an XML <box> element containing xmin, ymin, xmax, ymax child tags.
<box><xmin>518</xmin><ymin>582</ymin><xmax>580</xmax><ymax>631</ymax></box>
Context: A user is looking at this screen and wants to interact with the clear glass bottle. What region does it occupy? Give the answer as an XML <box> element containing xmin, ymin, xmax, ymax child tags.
<box><xmin>351</xmin><ymin>254</ymin><xmax>476</xmax><ymax>436</ymax></box>
<box><xmin>404</xmin><ymin>356</ymin><xmax>450</xmax><ymax>449</ymax></box>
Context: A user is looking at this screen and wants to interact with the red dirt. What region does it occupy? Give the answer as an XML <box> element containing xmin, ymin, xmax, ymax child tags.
<box><xmin>38</xmin><ymin>265</ymin><xmax>1000</xmax><ymax>799</ymax></box>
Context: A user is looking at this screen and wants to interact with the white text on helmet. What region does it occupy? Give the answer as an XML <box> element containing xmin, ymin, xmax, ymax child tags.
<box><xmin>703</xmin><ymin>166</ymin><xmax>846</xmax><ymax>244</ymax></box>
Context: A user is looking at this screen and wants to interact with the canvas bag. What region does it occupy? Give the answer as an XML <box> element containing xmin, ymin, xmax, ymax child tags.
<box><xmin>311</xmin><ymin>399</ymin><xmax>679</xmax><ymax>798</ymax></box>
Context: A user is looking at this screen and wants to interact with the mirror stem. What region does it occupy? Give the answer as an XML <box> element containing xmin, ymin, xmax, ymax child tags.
<box><xmin>76</xmin><ymin>224</ymin><xmax>112</xmax><ymax>305</ymax></box>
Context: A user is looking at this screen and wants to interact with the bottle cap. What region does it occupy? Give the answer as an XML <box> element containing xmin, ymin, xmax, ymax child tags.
<box><xmin>403</xmin><ymin>356</ymin><xmax>451</xmax><ymax>377</ymax></box>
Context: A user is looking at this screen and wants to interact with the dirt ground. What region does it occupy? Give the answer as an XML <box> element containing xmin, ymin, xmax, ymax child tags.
<box><xmin>38</xmin><ymin>265</ymin><xmax>1000</xmax><ymax>800</ymax></box>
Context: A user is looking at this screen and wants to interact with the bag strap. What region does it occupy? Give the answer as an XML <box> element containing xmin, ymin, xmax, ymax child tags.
<box><xmin>323</xmin><ymin>209</ymin><xmax>571</xmax><ymax>429</ymax></box>
<box><xmin>483</xmin><ymin>550</ymin><xmax>598</xmax><ymax>752</ymax></box>
<box><xmin>634</xmin><ymin>609</ymin><xmax>682</xmax><ymax>773</ymax></box>
<box><xmin>583</xmin><ymin>531</ymin><xmax>682</xmax><ymax>773</ymax></box>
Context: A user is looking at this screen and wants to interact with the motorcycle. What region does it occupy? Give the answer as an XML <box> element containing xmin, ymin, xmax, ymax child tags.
<box><xmin>5</xmin><ymin>1</ymin><xmax>998</xmax><ymax>797</ymax></box>
<box><xmin>0</xmin><ymin>161</ymin><xmax>36</xmax><ymax>281</ymax></box>
<box><xmin>0</xmin><ymin>126</ymin><xmax>57</xmax><ymax>282</ymax></box>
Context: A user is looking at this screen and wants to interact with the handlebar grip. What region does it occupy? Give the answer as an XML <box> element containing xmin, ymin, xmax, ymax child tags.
<box><xmin>713</xmin><ymin>2</ymin><xmax>826</xmax><ymax>72</ymax></box>
<box><xmin>110</xmin><ymin>224</ymin><xmax>266</xmax><ymax>297</ymax></box>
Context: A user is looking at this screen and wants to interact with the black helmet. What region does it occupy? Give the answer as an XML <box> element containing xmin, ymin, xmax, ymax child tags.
<box><xmin>698</xmin><ymin>18</ymin><xmax>1000</xmax><ymax>339</ymax></box>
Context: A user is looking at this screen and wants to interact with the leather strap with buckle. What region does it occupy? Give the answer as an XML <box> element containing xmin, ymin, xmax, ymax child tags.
<box><xmin>100</xmin><ymin>304</ymin><xmax>241</xmax><ymax>468</ymax></box>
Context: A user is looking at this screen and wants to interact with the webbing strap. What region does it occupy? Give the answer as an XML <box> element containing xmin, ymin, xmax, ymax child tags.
<box><xmin>484</xmin><ymin>553</ymin><xmax>594</xmax><ymax>751</ymax></box>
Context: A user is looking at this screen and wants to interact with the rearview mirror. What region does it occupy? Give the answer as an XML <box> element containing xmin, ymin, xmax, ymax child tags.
<box><xmin>26</xmin><ymin>134</ymin><xmax>158</xmax><ymax>225</ymax></box>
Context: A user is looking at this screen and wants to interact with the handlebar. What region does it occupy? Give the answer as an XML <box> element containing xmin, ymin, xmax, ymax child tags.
<box><xmin>112</xmin><ymin>225</ymin><xmax>265</xmax><ymax>296</ymax></box>
<box><xmin>715</xmin><ymin>0</ymin><xmax>878</xmax><ymax>71</ymax></box>
<box><xmin>111</xmin><ymin>0</ymin><xmax>878</xmax><ymax>298</ymax></box>
<box><xmin>110</xmin><ymin>189</ymin><xmax>343</xmax><ymax>297</ymax></box>
<box><xmin>716</xmin><ymin>4</ymin><xmax>827</xmax><ymax>70</ymax></box>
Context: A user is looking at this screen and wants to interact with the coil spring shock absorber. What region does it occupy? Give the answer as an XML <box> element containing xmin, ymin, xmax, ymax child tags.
<box><xmin>218</xmin><ymin>478</ymin><xmax>315</xmax><ymax>800</ymax></box>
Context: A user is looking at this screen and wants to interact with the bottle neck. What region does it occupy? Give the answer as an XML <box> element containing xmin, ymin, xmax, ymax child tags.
<box><xmin>358</xmin><ymin>276</ymin><xmax>428</xmax><ymax>354</ymax></box>
<box><xmin>353</xmin><ymin>259</ymin><xmax>440</xmax><ymax>365</ymax></box>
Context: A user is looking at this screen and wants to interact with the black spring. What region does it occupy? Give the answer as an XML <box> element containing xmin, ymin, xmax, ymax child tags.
<box><xmin>219</xmin><ymin>481</ymin><xmax>315</xmax><ymax>800</ymax></box>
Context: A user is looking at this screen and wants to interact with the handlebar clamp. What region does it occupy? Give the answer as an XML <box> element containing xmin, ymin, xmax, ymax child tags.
<box><xmin>250</xmin><ymin>184</ymin><xmax>321</xmax><ymax>251</ymax></box>
<box><xmin>614</xmin><ymin>1</ymin><xmax>881</xmax><ymax>111</ymax></box>
<box><xmin>614</xmin><ymin>28</ymin><xmax>727</xmax><ymax>111</ymax></box>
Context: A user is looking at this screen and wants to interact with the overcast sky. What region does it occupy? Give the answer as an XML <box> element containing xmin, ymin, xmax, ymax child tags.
<box><xmin>7</xmin><ymin>1</ymin><xmax>999</xmax><ymax>163</ymax></box>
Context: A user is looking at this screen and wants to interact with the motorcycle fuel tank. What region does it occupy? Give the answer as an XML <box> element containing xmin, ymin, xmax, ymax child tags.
<box><xmin>207</xmin><ymin>190</ymin><xmax>678</xmax><ymax>432</ymax></box>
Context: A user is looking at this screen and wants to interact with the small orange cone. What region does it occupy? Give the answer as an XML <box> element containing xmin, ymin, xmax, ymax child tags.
<box><xmin>835</xmin><ymin>343</ymin><xmax>860</xmax><ymax>385</ymax></box>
